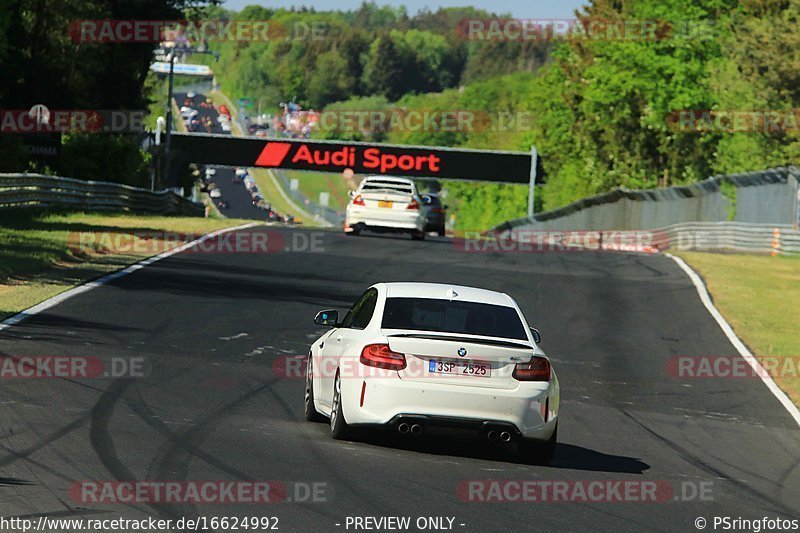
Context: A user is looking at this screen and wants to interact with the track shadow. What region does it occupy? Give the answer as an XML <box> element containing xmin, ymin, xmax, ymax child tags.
<box><xmin>336</xmin><ymin>429</ymin><xmax>650</xmax><ymax>473</ymax></box>
<box><xmin>107</xmin><ymin>263</ymin><xmax>358</xmax><ymax>306</ymax></box>
<box><xmin>348</xmin><ymin>232</ymin><xmax>453</xmax><ymax>246</ymax></box>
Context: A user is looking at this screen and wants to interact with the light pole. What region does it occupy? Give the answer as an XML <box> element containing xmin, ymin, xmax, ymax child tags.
<box><xmin>162</xmin><ymin>47</ymin><xmax>220</xmax><ymax>186</ymax></box>
<box><xmin>527</xmin><ymin>145</ymin><xmax>538</xmax><ymax>219</ymax></box>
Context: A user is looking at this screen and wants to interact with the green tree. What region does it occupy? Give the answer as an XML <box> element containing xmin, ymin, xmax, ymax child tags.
<box><xmin>362</xmin><ymin>36</ymin><xmax>405</xmax><ymax>101</ymax></box>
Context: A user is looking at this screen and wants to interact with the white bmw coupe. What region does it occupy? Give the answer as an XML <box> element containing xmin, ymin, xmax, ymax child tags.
<box><xmin>304</xmin><ymin>282</ymin><xmax>559</xmax><ymax>463</ymax></box>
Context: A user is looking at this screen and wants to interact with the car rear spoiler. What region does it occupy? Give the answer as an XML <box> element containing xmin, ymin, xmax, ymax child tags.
<box><xmin>386</xmin><ymin>333</ymin><xmax>532</xmax><ymax>350</ymax></box>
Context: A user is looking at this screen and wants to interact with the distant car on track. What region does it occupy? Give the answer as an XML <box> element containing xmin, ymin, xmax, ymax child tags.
<box><xmin>421</xmin><ymin>193</ymin><xmax>447</xmax><ymax>236</ymax></box>
<box><xmin>304</xmin><ymin>282</ymin><xmax>559</xmax><ymax>463</ymax></box>
<box><xmin>344</xmin><ymin>176</ymin><xmax>426</xmax><ymax>240</ymax></box>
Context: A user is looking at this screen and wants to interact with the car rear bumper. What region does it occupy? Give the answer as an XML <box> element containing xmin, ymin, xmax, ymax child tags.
<box><xmin>346</xmin><ymin>207</ymin><xmax>425</xmax><ymax>232</ymax></box>
<box><xmin>341</xmin><ymin>374</ymin><xmax>559</xmax><ymax>440</ymax></box>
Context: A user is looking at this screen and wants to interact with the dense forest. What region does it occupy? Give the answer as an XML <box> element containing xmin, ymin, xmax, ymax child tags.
<box><xmin>204</xmin><ymin>3</ymin><xmax>550</xmax><ymax>108</ymax></box>
<box><xmin>208</xmin><ymin>0</ymin><xmax>800</xmax><ymax>228</ymax></box>
<box><xmin>2</xmin><ymin>0</ymin><xmax>798</xmax><ymax>230</ymax></box>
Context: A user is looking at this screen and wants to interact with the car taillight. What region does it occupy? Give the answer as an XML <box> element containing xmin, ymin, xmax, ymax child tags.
<box><xmin>512</xmin><ymin>356</ymin><xmax>551</xmax><ymax>381</ymax></box>
<box><xmin>353</xmin><ymin>194</ymin><xmax>365</xmax><ymax>206</ymax></box>
<box><xmin>360</xmin><ymin>344</ymin><xmax>406</xmax><ymax>370</ymax></box>
<box><xmin>406</xmin><ymin>198</ymin><xmax>419</xmax><ymax>210</ymax></box>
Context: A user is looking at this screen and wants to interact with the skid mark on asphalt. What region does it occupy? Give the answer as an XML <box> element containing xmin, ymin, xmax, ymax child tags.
<box><xmin>129</xmin><ymin>377</ymin><xmax>335</xmax><ymax>523</ymax></box>
<box><xmin>0</xmin><ymin>414</ymin><xmax>89</xmax><ymax>469</ymax></box>
<box><xmin>261</xmin><ymin>382</ymin><xmax>395</xmax><ymax>518</ymax></box>
<box><xmin>89</xmin><ymin>378</ymin><xmax>182</xmax><ymax>522</ymax></box>
<box><xmin>620</xmin><ymin>409</ymin><xmax>799</xmax><ymax>517</ymax></box>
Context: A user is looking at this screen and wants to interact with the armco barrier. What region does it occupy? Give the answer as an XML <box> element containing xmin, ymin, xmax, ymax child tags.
<box><xmin>493</xmin><ymin>166</ymin><xmax>800</xmax><ymax>253</ymax></box>
<box><xmin>494</xmin><ymin>222</ymin><xmax>800</xmax><ymax>254</ymax></box>
<box><xmin>0</xmin><ymin>174</ymin><xmax>204</xmax><ymax>216</ymax></box>
<box><xmin>657</xmin><ymin>222</ymin><xmax>800</xmax><ymax>254</ymax></box>
<box><xmin>497</xmin><ymin>167</ymin><xmax>800</xmax><ymax>232</ymax></box>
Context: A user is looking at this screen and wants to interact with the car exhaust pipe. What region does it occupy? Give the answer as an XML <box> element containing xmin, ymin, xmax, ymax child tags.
<box><xmin>410</xmin><ymin>424</ymin><xmax>423</xmax><ymax>435</ymax></box>
<box><xmin>398</xmin><ymin>422</ymin><xmax>410</xmax><ymax>434</ymax></box>
<box><xmin>487</xmin><ymin>430</ymin><xmax>499</xmax><ymax>441</ymax></box>
<box><xmin>500</xmin><ymin>431</ymin><xmax>512</xmax><ymax>442</ymax></box>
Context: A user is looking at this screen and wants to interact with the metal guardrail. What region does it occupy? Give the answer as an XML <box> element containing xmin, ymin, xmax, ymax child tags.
<box><xmin>497</xmin><ymin>221</ymin><xmax>800</xmax><ymax>255</ymax></box>
<box><xmin>0</xmin><ymin>173</ymin><xmax>204</xmax><ymax>216</ymax></box>
<box><xmin>496</xmin><ymin>166</ymin><xmax>800</xmax><ymax>232</ymax></box>
<box><xmin>655</xmin><ymin>222</ymin><xmax>800</xmax><ymax>254</ymax></box>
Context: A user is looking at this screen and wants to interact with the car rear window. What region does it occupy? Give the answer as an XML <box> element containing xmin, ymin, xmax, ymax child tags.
<box><xmin>382</xmin><ymin>297</ymin><xmax>527</xmax><ymax>340</ymax></box>
<box><xmin>362</xmin><ymin>181</ymin><xmax>413</xmax><ymax>194</ymax></box>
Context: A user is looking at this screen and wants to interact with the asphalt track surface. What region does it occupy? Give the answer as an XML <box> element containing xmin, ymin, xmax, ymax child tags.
<box><xmin>1</xmin><ymin>226</ymin><xmax>798</xmax><ymax>532</ymax></box>
<box><xmin>175</xmin><ymin>91</ymin><xmax>266</xmax><ymax>221</ymax></box>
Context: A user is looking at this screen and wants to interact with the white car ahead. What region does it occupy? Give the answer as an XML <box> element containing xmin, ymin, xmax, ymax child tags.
<box><xmin>344</xmin><ymin>176</ymin><xmax>426</xmax><ymax>240</ymax></box>
<box><xmin>304</xmin><ymin>282</ymin><xmax>559</xmax><ymax>463</ymax></box>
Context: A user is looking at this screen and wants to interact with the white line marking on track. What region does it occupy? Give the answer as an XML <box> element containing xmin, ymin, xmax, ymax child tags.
<box><xmin>0</xmin><ymin>222</ymin><xmax>261</xmax><ymax>332</ymax></box>
<box><xmin>220</xmin><ymin>333</ymin><xmax>249</xmax><ymax>340</ymax></box>
<box><xmin>666</xmin><ymin>252</ymin><xmax>800</xmax><ymax>427</ymax></box>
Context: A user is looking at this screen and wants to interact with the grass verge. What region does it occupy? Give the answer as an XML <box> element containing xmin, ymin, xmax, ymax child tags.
<box><xmin>0</xmin><ymin>210</ymin><xmax>251</xmax><ymax>320</ymax></box>
<box><xmin>281</xmin><ymin>170</ymin><xmax>352</xmax><ymax>210</ymax></box>
<box><xmin>207</xmin><ymin>90</ymin><xmax>320</xmax><ymax>225</ymax></box>
<box><xmin>675</xmin><ymin>251</ymin><xmax>800</xmax><ymax>406</ymax></box>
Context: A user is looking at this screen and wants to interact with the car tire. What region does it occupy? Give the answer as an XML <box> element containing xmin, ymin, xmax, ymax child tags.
<box><xmin>347</xmin><ymin>223</ymin><xmax>362</xmax><ymax>236</ymax></box>
<box><xmin>436</xmin><ymin>226</ymin><xmax>446</xmax><ymax>237</ymax></box>
<box><xmin>330</xmin><ymin>372</ymin><xmax>355</xmax><ymax>440</ymax></box>
<box><xmin>518</xmin><ymin>423</ymin><xmax>557</xmax><ymax>465</ymax></box>
<box><xmin>304</xmin><ymin>356</ymin><xmax>326</xmax><ymax>422</ymax></box>
<box><xmin>411</xmin><ymin>230</ymin><xmax>425</xmax><ymax>241</ymax></box>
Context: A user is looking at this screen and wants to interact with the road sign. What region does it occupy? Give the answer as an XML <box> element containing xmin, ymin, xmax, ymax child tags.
<box><xmin>150</xmin><ymin>62</ymin><xmax>213</xmax><ymax>76</ymax></box>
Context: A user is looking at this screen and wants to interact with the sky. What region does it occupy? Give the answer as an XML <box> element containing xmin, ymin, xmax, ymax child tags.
<box><xmin>221</xmin><ymin>0</ymin><xmax>588</xmax><ymax>19</ymax></box>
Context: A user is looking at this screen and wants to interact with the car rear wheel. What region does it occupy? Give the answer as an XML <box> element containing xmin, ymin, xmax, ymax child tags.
<box><xmin>304</xmin><ymin>356</ymin><xmax>326</xmax><ymax>422</ymax></box>
<box><xmin>411</xmin><ymin>230</ymin><xmax>425</xmax><ymax>241</ymax></box>
<box><xmin>330</xmin><ymin>372</ymin><xmax>355</xmax><ymax>440</ymax></box>
<box><xmin>346</xmin><ymin>223</ymin><xmax>362</xmax><ymax>236</ymax></box>
<box><xmin>518</xmin><ymin>423</ymin><xmax>557</xmax><ymax>465</ymax></box>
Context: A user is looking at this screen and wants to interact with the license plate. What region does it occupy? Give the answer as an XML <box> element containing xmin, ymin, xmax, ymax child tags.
<box><xmin>427</xmin><ymin>360</ymin><xmax>491</xmax><ymax>378</ymax></box>
<box><xmin>378</xmin><ymin>200</ymin><xmax>393</xmax><ymax>208</ymax></box>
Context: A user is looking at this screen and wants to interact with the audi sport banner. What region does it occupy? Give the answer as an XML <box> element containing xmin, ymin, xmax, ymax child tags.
<box><xmin>170</xmin><ymin>133</ymin><xmax>533</xmax><ymax>183</ymax></box>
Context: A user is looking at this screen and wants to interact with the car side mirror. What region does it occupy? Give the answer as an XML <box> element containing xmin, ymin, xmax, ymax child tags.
<box><xmin>314</xmin><ymin>309</ymin><xmax>339</xmax><ymax>327</ymax></box>
<box><xmin>443</xmin><ymin>205</ymin><xmax>449</xmax><ymax>210</ymax></box>
<box><xmin>348</xmin><ymin>190</ymin><xmax>356</xmax><ymax>198</ymax></box>
<box><xmin>422</xmin><ymin>195</ymin><xmax>432</xmax><ymax>204</ymax></box>
<box><xmin>530</xmin><ymin>327</ymin><xmax>541</xmax><ymax>343</ymax></box>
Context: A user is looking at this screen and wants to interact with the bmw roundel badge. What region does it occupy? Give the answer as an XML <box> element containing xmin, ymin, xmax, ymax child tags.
<box><xmin>458</xmin><ymin>347</ymin><xmax>467</xmax><ymax>357</ymax></box>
